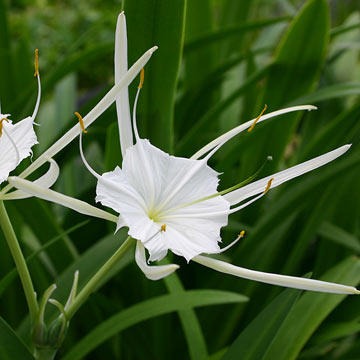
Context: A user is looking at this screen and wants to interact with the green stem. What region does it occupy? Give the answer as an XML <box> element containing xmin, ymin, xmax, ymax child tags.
<box><xmin>0</xmin><ymin>200</ymin><xmax>38</xmax><ymax>322</ymax></box>
<box><xmin>66</xmin><ymin>236</ymin><xmax>134</xmax><ymax>319</ymax></box>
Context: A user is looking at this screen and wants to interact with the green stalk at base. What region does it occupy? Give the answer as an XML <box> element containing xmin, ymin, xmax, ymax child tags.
<box><xmin>65</xmin><ymin>236</ymin><xmax>134</xmax><ymax>319</ymax></box>
<box><xmin>0</xmin><ymin>200</ymin><xmax>38</xmax><ymax>322</ymax></box>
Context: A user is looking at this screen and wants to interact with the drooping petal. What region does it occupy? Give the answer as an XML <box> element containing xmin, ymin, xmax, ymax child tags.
<box><xmin>8</xmin><ymin>176</ymin><xmax>118</xmax><ymax>223</ymax></box>
<box><xmin>225</xmin><ymin>144</ymin><xmax>351</xmax><ymax>206</ymax></box>
<box><xmin>193</xmin><ymin>255</ymin><xmax>360</xmax><ymax>294</ymax></box>
<box><xmin>1</xmin><ymin>46</ymin><xmax>158</xmax><ymax>195</ymax></box>
<box><xmin>0</xmin><ymin>117</ymin><xmax>38</xmax><ymax>184</ymax></box>
<box><xmin>191</xmin><ymin>105</ymin><xmax>317</xmax><ymax>160</ymax></box>
<box><xmin>135</xmin><ymin>241</ymin><xmax>179</xmax><ymax>280</ymax></box>
<box><xmin>1</xmin><ymin>157</ymin><xmax>59</xmax><ymax>200</ymax></box>
<box><xmin>115</xmin><ymin>12</ymin><xmax>133</xmax><ymax>155</ymax></box>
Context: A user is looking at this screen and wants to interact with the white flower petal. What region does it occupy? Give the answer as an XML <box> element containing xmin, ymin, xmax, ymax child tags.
<box><xmin>1</xmin><ymin>46</ymin><xmax>158</xmax><ymax>195</ymax></box>
<box><xmin>8</xmin><ymin>176</ymin><xmax>118</xmax><ymax>223</ymax></box>
<box><xmin>0</xmin><ymin>117</ymin><xmax>38</xmax><ymax>184</ymax></box>
<box><xmin>225</xmin><ymin>145</ymin><xmax>351</xmax><ymax>206</ymax></box>
<box><xmin>135</xmin><ymin>241</ymin><xmax>179</xmax><ymax>281</ymax></box>
<box><xmin>1</xmin><ymin>157</ymin><xmax>59</xmax><ymax>200</ymax></box>
<box><xmin>96</xmin><ymin>139</ymin><xmax>230</xmax><ymax>262</ymax></box>
<box><xmin>115</xmin><ymin>12</ymin><xmax>133</xmax><ymax>155</ymax></box>
<box><xmin>191</xmin><ymin>105</ymin><xmax>317</xmax><ymax>160</ymax></box>
<box><xmin>193</xmin><ymin>255</ymin><xmax>360</xmax><ymax>294</ymax></box>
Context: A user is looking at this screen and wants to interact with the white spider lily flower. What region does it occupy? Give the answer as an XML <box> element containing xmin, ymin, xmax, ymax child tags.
<box><xmin>0</xmin><ymin>50</ymin><xmax>41</xmax><ymax>185</ymax></box>
<box><xmin>10</xmin><ymin>13</ymin><xmax>359</xmax><ymax>295</ymax></box>
<box><xmin>79</xmin><ymin>65</ymin><xmax>357</xmax><ymax>293</ymax></box>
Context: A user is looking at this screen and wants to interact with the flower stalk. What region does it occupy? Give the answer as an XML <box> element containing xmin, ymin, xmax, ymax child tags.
<box><xmin>0</xmin><ymin>200</ymin><xmax>38</xmax><ymax>322</ymax></box>
<box><xmin>65</xmin><ymin>236</ymin><xmax>135</xmax><ymax>319</ymax></box>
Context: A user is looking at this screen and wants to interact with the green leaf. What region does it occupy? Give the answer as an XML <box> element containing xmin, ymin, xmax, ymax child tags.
<box><xmin>63</xmin><ymin>290</ymin><xmax>248</xmax><ymax>360</ymax></box>
<box><xmin>163</xmin><ymin>270</ymin><xmax>208</xmax><ymax>360</ymax></box>
<box><xmin>0</xmin><ymin>317</ymin><xmax>34</xmax><ymax>360</ymax></box>
<box><xmin>177</xmin><ymin>64</ymin><xmax>271</xmax><ymax>155</ymax></box>
<box><xmin>318</xmin><ymin>221</ymin><xmax>360</xmax><ymax>253</ymax></box>
<box><xmin>0</xmin><ymin>220</ymin><xmax>88</xmax><ymax>297</ymax></box>
<box><xmin>0</xmin><ymin>0</ymin><xmax>15</xmax><ymax>108</ymax></box>
<box><xmin>242</xmin><ymin>0</ymin><xmax>330</xmax><ymax>175</ymax></box>
<box><xmin>223</xmin><ymin>287</ymin><xmax>302</xmax><ymax>360</ymax></box>
<box><xmin>184</xmin><ymin>17</ymin><xmax>290</xmax><ymax>54</ymax></box>
<box><xmin>289</xmin><ymin>82</ymin><xmax>360</xmax><ymax>105</ymax></box>
<box><xmin>262</xmin><ymin>257</ymin><xmax>360</xmax><ymax>360</ymax></box>
<box><xmin>124</xmin><ymin>0</ymin><xmax>186</xmax><ymax>152</ymax></box>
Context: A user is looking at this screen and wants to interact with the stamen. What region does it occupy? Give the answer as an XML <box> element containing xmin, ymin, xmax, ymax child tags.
<box><xmin>132</xmin><ymin>85</ymin><xmax>141</xmax><ymax>141</ymax></box>
<box><xmin>78</xmin><ymin>125</ymin><xmax>101</xmax><ymax>180</ymax></box>
<box><xmin>34</xmin><ymin>49</ymin><xmax>39</xmax><ymax>77</ymax></box>
<box><xmin>248</xmin><ymin>104</ymin><xmax>267</xmax><ymax>132</ymax></box>
<box><xmin>263</xmin><ymin>177</ymin><xmax>274</xmax><ymax>194</ymax></box>
<box><xmin>75</xmin><ymin>112</ymin><xmax>87</xmax><ymax>133</ymax></box>
<box><xmin>161</xmin><ymin>224</ymin><xmax>167</xmax><ymax>232</ymax></box>
<box><xmin>138</xmin><ymin>68</ymin><xmax>145</xmax><ymax>89</ymax></box>
<box><xmin>0</xmin><ymin>118</ymin><xmax>9</xmax><ymax>137</ymax></box>
<box><xmin>217</xmin><ymin>230</ymin><xmax>245</xmax><ymax>254</ymax></box>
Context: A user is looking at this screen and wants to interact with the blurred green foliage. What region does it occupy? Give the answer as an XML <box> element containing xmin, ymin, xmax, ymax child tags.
<box><xmin>1</xmin><ymin>0</ymin><xmax>360</xmax><ymax>359</ymax></box>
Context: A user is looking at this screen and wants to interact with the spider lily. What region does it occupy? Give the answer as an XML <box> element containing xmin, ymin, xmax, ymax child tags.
<box><xmin>0</xmin><ymin>50</ymin><xmax>45</xmax><ymax>192</ymax></box>
<box><xmin>10</xmin><ymin>13</ymin><xmax>359</xmax><ymax>295</ymax></box>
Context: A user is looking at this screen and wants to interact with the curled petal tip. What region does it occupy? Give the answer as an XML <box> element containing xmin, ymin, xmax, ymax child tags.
<box><xmin>149</xmin><ymin>46</ymin><xmax>158</xmax><ymax>54</ymax></box>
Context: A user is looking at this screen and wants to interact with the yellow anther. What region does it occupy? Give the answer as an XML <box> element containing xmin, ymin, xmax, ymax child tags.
<box><xmin>239</xmin><ymin>230</ymin><xmax>245</xmax><ymax>238</ymax></box>
<box><xmin>138</xmin><ymin>68</ymin><xmax>145</xmax><ymax>89</ymax></box>
<box><xmin>34</xmin><ymin>49</ymin><xmax>39</xmax><ymax>77</ymax></box>
<box><xmin>161</xmin><ymin>224</ymin><xmax>167</xmax><ymax>232</ymax></box>
<box><xmin>0</xmin><ymin>118</ymin><xmax>9</xmax><ymax>137</ymax></box>
<box><xmin>248</xmin><ymin>104</ymin><xmax>268</xmax><ymax>132</ymax></box>
<box><xmin>75</xmin><ymin>112</ymin><xmax>87</xmax><ymax>133</ymax></box>
<box><xmin>263</xmin><ymin>177</ymin><xmax>274</xmax><ymax>194</ymax></box>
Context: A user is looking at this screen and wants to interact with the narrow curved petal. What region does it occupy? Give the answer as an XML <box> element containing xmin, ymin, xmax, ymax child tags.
<box><xmin>115</xmin><ymin>12</ymin><xmax>133</xmax><ymax>155</ymax></box>
<box><xmin>191</xmin><ymin>105</ymin><xmax>317</xmax><ymax>160</ymax></box>
<box><xmin>0</xmin><ymin>117</ymin><xmax>38</xmax><ymax>184</ymax></box>
<box><xmin>1</xmin><ymin>46</ymin><xmax>158</xmax><ymax>195</ymax></box>
<box><xmin>193</xmin><ymin>255</ymin><xmax>360</xmax><ymax>294</ymax></box>
<box><xmin>8</xmin><ymin>176</ymin><xmax>118</xmax><ymax>223</ymax></box>
<box><xmin>135</xmin><ymin>241</ymin><xmax>179</xmax><ymax>280</ymax></box>
<box><xmin>225</xmin><ymin>144</ymin><xmax>351</xmax><ymax>206</ymax></box>
<box><xmin>1</xmin><ymin>157</ymin><xmax>59</xmax><ymax>200</ymax></box>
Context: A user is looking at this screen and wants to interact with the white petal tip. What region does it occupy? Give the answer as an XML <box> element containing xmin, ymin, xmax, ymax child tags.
<box><xmin>352</xmin><ymin>288</ymin><xmax>360</xmax><ymax>295</ymax></box>
<box><xmin>149</xmin><ymin>46</ymin><xmax>158</xmax><ymax>54</ymax></box>
<box><xmin>307</xmin><ymin>105</ymin><xmax>317</xmax><ymax>110</ymax></box>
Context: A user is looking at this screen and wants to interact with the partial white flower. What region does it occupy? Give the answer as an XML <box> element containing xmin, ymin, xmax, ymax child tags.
<box><xmin>0</xmin><ymin>20</ymin><xmax>157</xmax><ymax>198</ymax></box>
<box><xmin>0</xmin><ymin>50</ymin><xmax>41</xmax><ymax>185</ymax></box>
